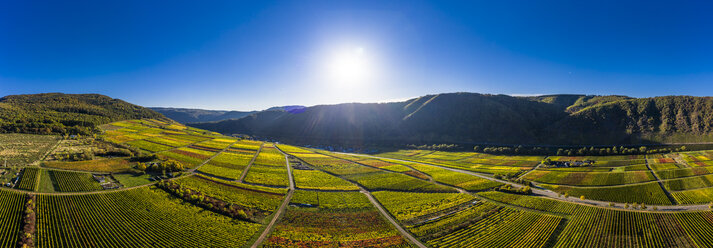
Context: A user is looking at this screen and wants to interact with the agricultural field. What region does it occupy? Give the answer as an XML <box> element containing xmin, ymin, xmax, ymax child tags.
<box><xmin>555</xmin><ymin>207</ymin><xmax>713</xmax><ymax>247</ymax></box>
<box><xmin>17</xmin><ymin>167</ymin><xmax>39</xmax><ymax>191</ymax></box>
<box><xmin>244</xmin><ymin>147</ymin><xmax>289</xmax><ymax>187</ymax></box>
<box><xmin>42</xmin><ymin>157</ymin><xmax>135</xmax><ymax>173</ymax></box>
<box><xmin>672</xmin><ymin>187</ymin><xmax>713</xmax><ymax>204</ymax></box>
<box><xmin>523</xmin><ymin>170</ymin><xmax>656</xmax><ymax>186</ymax></box>
<box><xmin>48</xmin><ymin>170</ymin><xmax>102</xmax><ymax>192</ymax></box>
<box><xmin>377</xmin><ymin>150</ymin><xmax>540</xmax><ymax>176</ymax></box>
<box><xmin>198</xmin><ymin>150</ymin><xmax>256</xmax><ymax>179</ymax></box>
<box><xmin>406</xmin><ymin>162</ymin><xmax>503</xmax><ymax>191</ymax></box>
<box><xmin>372</xmin><ymin>191</ymin><xmax>478</xmax><ymax>222</ymax></box>
<box><xmin>11</xmin><ymin>119</ymin><xmax>713</xmax><ymax>247</ymax></box>
<box><xmin>0</xmin><ymin>190</ymin><xmax>24</xmax><ymax>248</ymax></box>
<box><xmin>35</xmin><ymin>187</ymin><xmax>262</xmax><ymax>247</ymax></box>
<box><xmin>174</xmin><ymin>175</ymin><xmax>286</xmax><ymax>220</ymax></box>
<box><xmin>263</xmin><ymin>190</ymin><xmax>411</xmax><ymax>247</ymax></box>
<box><xmin>663</xmin><ymin>174</ymin><xmax>713</xmax><ymax>191</ymax></box>
<box><xmin>0</xmin><ymin>133</ymin><xmax>59</xmax><ymax>166</ymax></box>
<box><xmin>157</xmin><ymin>147</ymin><xmax>215</xmax><ymax>168</ymax></box>
<box><xmin>542</xmin><ymin>182</ymin><xmax>673</xmax><ymax>205</ymax></box>
<box><xmin>346</xmin><ymin>171</ymin><xmax>456</xmax><ymax>192</ymax></box>
<box><xmin>292</xmin><ymin>168</ymin><xmax>359</xmax><ymax>191</ymax></box>
<box><xmin>655</xmin><ymin>166</ymin><xmax>713</xmax><ymax>180</ymax></box>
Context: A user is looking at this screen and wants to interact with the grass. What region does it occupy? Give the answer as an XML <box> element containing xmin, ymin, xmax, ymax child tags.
<box><xmin>113</xmin><ymin>173</ymin><xmax>154</xmax><ymax>187</ymax></box>
<box><xmin>37</xmin><ymin>169</ymin><xmax>55</xmax><ymax>193</ymax></box>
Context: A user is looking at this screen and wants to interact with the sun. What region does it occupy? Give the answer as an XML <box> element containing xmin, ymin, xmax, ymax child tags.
<box><xmin>326</xmin><ymin>47</ymin><xmax>372</xmax><ymax>87</ymax></box>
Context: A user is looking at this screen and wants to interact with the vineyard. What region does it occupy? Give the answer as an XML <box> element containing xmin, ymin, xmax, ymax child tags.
<box><xmin>376</xmin><ymin>150</ymin><xmax>541</xmax><ymax>176</ymax></box>
<box><xmin>42</xmin><ymin>158</ymin><xmax>134</xmax><ymax>173</ymax></box>
<box><xmin>541</xmin><ymin>182</ymin><xmax>673</xmax><ymax>205</ymax></box>
<box><xmin>0</xmin><ymin>190</ymin><xmax>24</xmax><ymax>248</ymax></box>
<box><xmin>523</xmin><ymin>170</ymin><xmax>656</xmax><ymax>186</ymax></box>
<box><xmin>244</xmin><ymin>146</ymin><xmax>289</xmax><ymax>187</ymax></box>
<box><xmin>292</xmin><ymin>169</ymin><xmax>360</xmax><ymax>191</ymax></box>
<box><xmin>8</xmin><ymin>119</ymin><xmax>713</xmax><ymax>247</ymax></box>
<box><xmin>17</xmin><ymin>167</ymin><xmax>39</xmax><ymax>191</ymax></box>
<box><xmin>35</xmin><ymin>187</ymin><xmax>262</xmax><ymax>247</ymax></box>
<box><xmin>48</xmin><ymin>170</ymin><xmax>102</xmax><ymax>192</ymax></box>
<box><xmin>263</xmin><ymin>190</ymin><xmax>411</xmax><ymax>247</ymax></box>
<box><xmin>0</xmin><ymin>133</ymin><xmax>60</xmax><ymax>166</ymax></box>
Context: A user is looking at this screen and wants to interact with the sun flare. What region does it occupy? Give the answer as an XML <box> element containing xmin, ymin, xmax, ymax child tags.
<box><xmin>326</xmin><ymin>47</ymin><xmax>372</xmax><ymax>87</ymax></box>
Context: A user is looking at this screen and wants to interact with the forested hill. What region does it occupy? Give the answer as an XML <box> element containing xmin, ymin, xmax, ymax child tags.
<box><xmin>190</xmin><ymin>93</ymin><xmax>713</xmax><ymax>145</ymax></box>
<box><xmin>150</xmin><ymin>107</ymin><xmax>258</xmax><ymax>123</ymax></box>
<box><xmin>151</xmin><ymin>106</ymin><xmax>306</xmax><ymax>124</ymax></box>
<box><xmin>0</xmin><ymin>93</ymin><xmax>165</xmax><ymax>135</ymax></box>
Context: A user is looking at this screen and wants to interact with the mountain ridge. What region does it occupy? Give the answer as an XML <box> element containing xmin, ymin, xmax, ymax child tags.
<box><xmin>189</xmin><ymin>92</ymin><xmax>713</xmax><ymax>145</ymax></box>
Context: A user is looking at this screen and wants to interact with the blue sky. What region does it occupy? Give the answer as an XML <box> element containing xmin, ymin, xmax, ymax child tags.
<box><xmin>2</xmin><ymin>0</ymin><xmax>713</xmax><ymax>110</ymax></box>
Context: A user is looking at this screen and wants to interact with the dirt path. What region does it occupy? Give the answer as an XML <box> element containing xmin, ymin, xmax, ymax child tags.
<box><xmin>189</xmin><ymin>139</ymin><xmax>241</xmax><ymax>173</ymax></box>
<box><xmin>361</xmin><ymin>188</ymin><xmax>428</xmax><ymax>248</ymax></box>
<box><xmin>239</xmin><ymin>142</ymin><xmax>265</xmax><ymax>183</ymax></box>
<box><xmin>517</xmin><ymin>156</ymin><xmax>546</xmax><ymax>180</ymax></box>
<box><xmin>251</xmin><ymin>145</ymin><xmax>295</xmax><ymax>248</ymax></box>
<box><xmin>645</xmin><ymin>155</ymin><xmax>678</xmax><ymax>205</ymax></box>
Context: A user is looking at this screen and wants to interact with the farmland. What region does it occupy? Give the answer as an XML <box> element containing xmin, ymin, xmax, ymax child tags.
<box><xmin>35</xmin><ymin>187</ymin><xmax>262</xmax><ymax>247</ymax></box>
<box><xmin>263</xmin><ymin>190</ymin><xmax>411</xmax><ymax>247</ymax></box>
<box><xmin>0</xmin><ymin>133</ymin><xmax>59</xmax><ymax>166</ymax></box>
<box><xmin>7</xmin><ymin>118</ymin><xmax>713</xmax><ymax>247</ymax></box>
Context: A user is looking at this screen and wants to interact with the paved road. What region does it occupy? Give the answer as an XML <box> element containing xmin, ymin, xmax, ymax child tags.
<box><xmin>251</xmin><ymin>145</ymin><xmax>296</xmax><ymax>248</ymax></box>
<box><xmin>344</xmin><ymin>152</ymin><xmax>713</xmax><ymax>212</ymax></box>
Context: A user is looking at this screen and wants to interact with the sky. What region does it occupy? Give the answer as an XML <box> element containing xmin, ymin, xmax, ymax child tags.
<box><xmin>2</xmin><ymin>0</ymin><xmax>713</xmax><ymax>110</ymax></box>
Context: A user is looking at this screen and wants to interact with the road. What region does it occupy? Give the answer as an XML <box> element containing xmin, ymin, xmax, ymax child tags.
<box><xmin>239</xmin><ymin>142</ymin><xmax>265</xmax><ymax>183</ymax></box>
<box><xmin>361</xmin><ymin>188</ymin><xmax>428</xmax><ymax>248</ymax></box>
<box><xmin>250</xmin><ymin>145</ymin><xmax>295</xmax><ymax>248</ymax></box>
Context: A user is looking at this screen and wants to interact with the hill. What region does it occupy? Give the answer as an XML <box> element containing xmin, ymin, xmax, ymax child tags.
<box><xmin>0</xmin><ymin>93</ymin><xmax>165</xmax><ymax>135</ymax></box>
<box><xmin>190</xmin><ymin>93</ymin><xmax>713</xmax><ymax>146</ymax></box>
<box><xmin>151</xmin><ymin>105</ymin><xmax>306</xmax><ymax>123</ymax></box>
<box><xmin>150</xmin><ymin>107</ymin><xmax>258</xmax><ymax>123</ymax></box>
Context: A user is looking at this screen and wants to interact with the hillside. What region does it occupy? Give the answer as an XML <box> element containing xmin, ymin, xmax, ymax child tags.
<box><xmin>151</xmin><ymin>105</ymin><xmax>306</xmax><ymax>123</ymax></box>
<box><xmin>190</xmin><ymin>93</ymin><xmax>713</xmax><ymax>145</ymax></box>
<box><xmin>0</xmin><ymin>93</ymin><xmax>165</xmax><ymax>135</ymax></box>
<box><xmin>150</xmin><ymin>107</ymin><xmax>258</xmax><ymax>123</ymax></box>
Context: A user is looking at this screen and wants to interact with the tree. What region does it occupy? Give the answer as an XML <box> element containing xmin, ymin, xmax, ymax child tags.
<box><xmin>136</xmin><ymin>163</ymin><xmax>147</xmax><ymax>171</ymax></box>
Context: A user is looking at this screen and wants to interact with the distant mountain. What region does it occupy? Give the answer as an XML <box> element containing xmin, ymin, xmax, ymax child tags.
<box><xmin>190</xmin><ymin>92</ymin><xmax>713</xmax><ymax>146</ymax></box>
<box><xmin>0</xmin><ymin>93</ymin><xmax>165</xmax><ymax>135</ymax></box>
<box><xmin>151</xmin><ymin>105</ymin><xmax>306</xmax><ymax>123</ymax></box>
